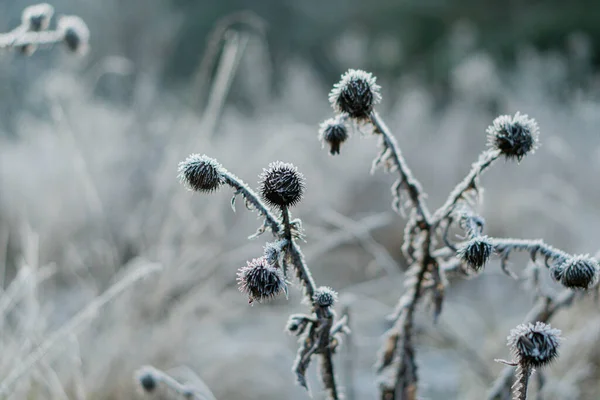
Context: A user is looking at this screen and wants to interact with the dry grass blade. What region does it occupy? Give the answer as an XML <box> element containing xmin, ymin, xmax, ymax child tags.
<box><xmin>0</xmin><ymin>261</ymin><xmax>162</xmax><ymax>397</ymax></box>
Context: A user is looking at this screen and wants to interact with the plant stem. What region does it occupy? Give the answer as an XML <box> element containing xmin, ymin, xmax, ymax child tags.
<box><xmin>222</xmin><ymin>172</ymin><xmax>282</xmax><ymax>234</ymax></box>
<box><xmin>369</xmin><ymin>111</ymin><xmax>431</xmax><ymax>226</ymax></box>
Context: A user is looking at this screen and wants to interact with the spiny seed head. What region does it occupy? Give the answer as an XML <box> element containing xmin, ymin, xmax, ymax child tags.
<box><xmin>237</xmin><ymin>257</ymin><xmax>287</xmax><ymax>304</ymax></box>
<box><xmin>135</xmin><ymin>366</ymin><xmax>158</xmax><ymax>393</ymax></box>
<box><xmin>22</xmin><ymin>3</ymin><xmax>54</xmax><ymax>32</ymax></box>
<box><xmin>313</xmin><ymin>286</ymin><xmax>338</xmax><ymax>308</ymax></box>
<box><xmin>319</xmin><ymin>116</ymin><xmax>349</xmax><ymax>155</ymax></box>
<box><xmin>259</xmin><ymin>161</ymin><xmax>305</xmax><ymax>209</ymax></box>
<box><xmin>329</xmin><ymin>69</ymin><xmax>381</xmax><ymax>121</ymax></box>
<box><xmin>507</xmin><ymin>322</ymin><xmax>561</xmax><ymax>368</ymax></box>
<box><xmin>57</xmin><ymin>16</ymin><xmax>90</xmax><ymax>55</ymax></box>
<box><xmin>458</xmin><ymin>236</ymin><xmax>493</xmax><ymax>271</ymax></box>
<box><xmin>487</xmin><ymin>112</ymin><xmax>539</xmax><ymax>161</ymax></box>
<box><xmin>178</xmin><ymin>154</ymin><xmax>225</xmax><ymax>193</ymax></box>
<box><xmin>551</xmin><ymin>255</ymin><xmax>600</xmax><ymax>290</ymax></box>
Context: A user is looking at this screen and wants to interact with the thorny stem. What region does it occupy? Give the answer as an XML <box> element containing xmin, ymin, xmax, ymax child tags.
<box><xmin>222</xmin><ymin>172</ymin><xmax>282</xmax><ymax>235</ymax></box>
<box><xmin>281</xmin><ymin>206</ymin><xmax>341</xmax><ymax>399</ymax></box>
<box><xmin>367</xmin><ymin>111</ymin><xmax>441</xmax><ymax>399</ymax></box>
<box><xmin>0</xmin><ymin>30</ymin><xmax>64</xmax><ymax>49</ymax></box>
<box><xmin>514</xmin><ymin>364</ymin><xmax>531</xmax><ymax>400</ymax></box>
<box><xmin>369</xmin><ymin>111</ymin><xmax>431</xmax><ymax>226</ymax></box>
<box><xmin>281</xmin><ymin>206</ymin><xmax>316</xmax><ymax>299</ymax></box>
<box><xmin>491</xmin><ymin>238</ymin><xmax>570</xmax><ymax>266</ymax></box>
<box><xmin>316</xmin><ymin>307</ymin><xmax>339</xmax><ymax>400</ymax></box>
<box><xmin>432</xmin><ymin>149</ymin><xmax>501</xmax><ymax>226</ymax></box>
<box><xmin>487</xmin><ymin>290</ymin><xmax>576</xmax><ymax>400</ymax></box>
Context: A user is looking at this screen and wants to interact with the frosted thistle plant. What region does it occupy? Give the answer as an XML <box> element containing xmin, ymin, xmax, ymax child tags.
<box><xmin>551</xmin><ymin>255</ymin><xmax>600</xmax><ymax>290</ymax></box>
<box><xmin>458</xmin><ymin>236</ymin><xmax>493</xmax><ymax>272</ymax></box>
<box><xmin>487</xmin><ymin>112</ymin><xmax>539</xmax><ymax>161</ymax></box>
<box><xmin>21</xmin><ymin>3</ymin><xmax>54</xmax><ymax>32</ymax></box>
<box><xmin>134</xmin><ymin>366</ymin><xmax>214</xmax><ymax>399</ymax></box>
<box><xmin>259</xmin><ymin>161</ymin><xmax>305</xmax><ymax>209</ymax></box>
<box><xmin>178</xmin><ymin>156</ymin><xmax>348</xmax><ymax>399</ymax></box>
<box><xmin>495</xmin><ymin>322</ymin><xmax>561</xmax><ymax>400</ymax></box>
<box><xmin>0</xmin><ymin>4</ymin><xmax>90</xmax><ymax>56</ymax></box>
<box><xmin>319</xmin><ymin>68</ymin><xmax>599</xmax><ymax>399</ymax></box>
<box><xmin>57</xmin><ymin>16</ymin><xmax>90</xmax><ymax>54</ymax></box>
<box><xmin>313</xmin><ymin>286</ymin><xmax>338</xmax><ymax>308</ymax></box>
<box><xmin>237</xmin><ymin>257</ymin><xmax>288</xmax><ymax>304</ymax></box>
<box><xmin>329</xmin><ymin>69</ymin><xmax>381</xmax><ymax>121</ymax></box>
<box><xmin>178</xmin><ymin>154</ymin><xmax>225</xmax><ymax>193</ymax></box>
<box><xmin>319</xmin><ymin>116</ymin><xmax>349</xmax><ymax>155</ymax></box>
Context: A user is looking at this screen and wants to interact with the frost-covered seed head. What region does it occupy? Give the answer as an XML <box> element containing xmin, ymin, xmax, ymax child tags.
<box><xmin>58</xmin><ymin>16</ymin><xmax>90</xmax><ymax>54</ymax></box>
<box><xmin>237</xmin><ymin>257</ymin><xmax>287</xmax><ymax>304</ymax></box>
<box><xmin>319</xmin><ymin>117</ymin><xmax>349</xmax><ymax>155</ymax></box>
<box><xmin>552</xmin><ymin>255</ymin><xmax>600</xmax><ymax>290</ymax></box>
<box><xmin>458</xmin><ymin>236</ymin><xmax>493</xmax><ymax>271</ymax></box>
<box><xmin>22</xmin><ymin>3</ymin><xmax>54</xmax><ymax>32</ymax></box>
<box><xmin>487</xmin><ymin>112</ymin><xmax>539</xmax><ymax>161</ymax></box>
<box><xmin>178</xmin><ymin>154</ymin><xmax>225</xmax><ymax>193</ymax></box>
<box><xmin>259</xmin><ymin>161</ymin><xmax>305</xmax><ymax>208</ymax></box>
<box><xmin>508</xmin><ymin>322</ymin><xmax>561</xmax><ymax>368</ymax></box>
<box><xmin>329</xmin><ymin>69</ymin><xmax>382</xmax><ymax>121</ymax></box>
<box><xmin>135</xmin><ymin>367</ymin><xmax>158</xmax><ymax>393</ymax></box>
<box><xmin>313</xmin><ymin>286</ymin><xmax>338</xmax><ymax>308</ymax></box>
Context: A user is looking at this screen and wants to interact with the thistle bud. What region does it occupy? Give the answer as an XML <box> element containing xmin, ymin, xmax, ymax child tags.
<box><xmin>237</xmin><ymin>257</ymin><xmax>287</xmax><ymax>304</ymax></box>
<box><xmin>507</xmin><ymin>322</ymin><xmax>561</xmax><ymax>368</ymax></box>
<box><xmin>57</xmin><ymin>16</ymin><xmax>90</xmax><ymax>55</ymax></box>
<box><xmin>457</xmin><ymin>236</ymin><xmax>493</xmax><ymax>271</ymax></box>
<box><xmin>313</xmin><ymin>286</ymin><xmax>338</xmax><ymax>308</ymax></box>
<box><xmin>135</xmin><ymin>366</ymin><xmax>158</xmax><ymax>393</ymax></box>
<box><xmin>21</xmin><ymin>3</ymin><xmax>54</xmax><ymax>32</ymax></box>
<box><xmin>319</xmin><ymin>116</ymin><xmax>349</xmax><ymax>155</ymax></box>
<box><xmin>178</xmin><ymin>154</ymin><xmax>225</xmax><ymax>193</ymax></box>
<box><xmin>551</xmin><ymin>255</ymin><xmax>600</xmax><ymax>290</ymax></box>
<box><xmin>329</xmin><ymin>69</ymin><xmax>381</xmax><ymax>121</ymax></box>
<box><xmin>286</xmin><ymin>314</ymin><xmax>312</xmax><ymax>336</ymax></box>
<box><xmin>258</xmin><ymin>161</ymin><xmax>305</xmax><ymax>209</ymax></box>
<box><xmin>487</xmin><ymin>112</ymin><xmax>539</xmax><ymax>161</ymax></box>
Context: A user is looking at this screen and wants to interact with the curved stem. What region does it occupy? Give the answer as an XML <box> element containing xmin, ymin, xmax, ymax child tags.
<box><xmin>222</xmin><ymin>172</ymin><xmax>282</xmax><ymax>234</ymax></box>
<box><xmin>513</xmin><ymin>364</ymin><xmax>531</xmax><ymax>400</ymax></box>
<box><xmin>369</xmin><ymin>111</ymin><xmax>431</xmax><ymax>226</ymax></box>
<box><xmin>0</xmin><ymin>30</ymin><xmax>63</xmax><ymax>49</ymax></box>
<box><xmin>432</xmin><ymin>149</ymin><xmax>501</xmax><ymax>226</ymax></box>
<box><xmin>281</xmin><ymin>206</ymin><xmax>316</xmax><ymax>299</ymax></box>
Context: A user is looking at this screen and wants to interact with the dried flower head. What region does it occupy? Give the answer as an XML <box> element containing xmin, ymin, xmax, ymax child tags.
<box><xmin>135</xmin><ymin>366</ymin><xmax>158</xmax><ymax>393</ymax></box>
<box><xmin>458</xmin><ymin>236</ymin><xmax>493</xmax><ymax>271</ymax></box>
<box><xmin>487</xmin><ymin>112</ymin><xmax>539</xmax><ymax>161</ymax></box>
<box><xmin>21</xmin><ymin>3</ymin><xmax>54</xmax><ymax>32</ymax></box>
<box><xmin>57</xmin><ymin>16</ymin><xmax>90</xmax><ymax>54</ymax></box>
<box><xmin>237</xmin><ymin>257</ymin><xmax>287</xmax><ymax>304</ymax></box>
<box><xmin>313</xmin><ymin>286</ymin><xmax>338</xmax><ymax>308</ymax></box>
<box><xmin>259</xmin><ymin>161</ymin><xmax>305</xmax><ymax>208</ymax></box>
<box><xmin>551</xmin><ymin>255</ymin><xmax>600</xmax><ymax>290</ymax></box>
<box><xmin>319</xmin><ymin>117</ymin><xmax>349</xmax><ymax>155</ymax></box>
<box><xmin>178</xmin><ymin>154</ymin><xmax>225</xmax><ymax>193</ymax></box>
<box><xmin>329</xmin><ymin>69</ymin><xmax>381</xmax><ymax>121</ymax></box>
<box><xmin>508</xmin><ymin>322</ymin><xmax>561</xmax><ymax>368</ymax></box>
